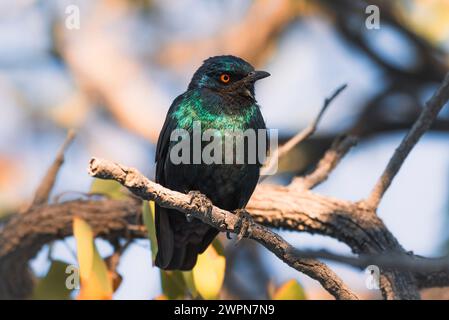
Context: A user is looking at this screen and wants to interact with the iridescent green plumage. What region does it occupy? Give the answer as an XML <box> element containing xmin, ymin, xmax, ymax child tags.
<box><xmin>172</xmin><ymin>90</ymin><xmax>258</xmax><ymax>130</ymax></box>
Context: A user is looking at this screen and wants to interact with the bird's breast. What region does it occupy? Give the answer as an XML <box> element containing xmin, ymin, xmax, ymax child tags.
<box><xmin>172</xmin><ymin>91</ymin><xmax>259</xmax><ymax>131</ymax></box>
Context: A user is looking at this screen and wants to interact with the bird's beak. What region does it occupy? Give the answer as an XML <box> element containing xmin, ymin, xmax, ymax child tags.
<box><xmin>245</xmin><ymin>70</ymin><xmax>271</xmax><ymax>83</ymax></box>
<box><xmin>228</xmin><ymin>70</ymin><xmax>270</xmax><ymax>99</ymax></box>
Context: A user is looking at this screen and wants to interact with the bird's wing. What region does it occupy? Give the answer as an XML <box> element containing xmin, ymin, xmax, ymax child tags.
<box><xmin>154</xmin><ymin>95</ymin><xmax>182</xmax><ymax>269</ymax></box>
<box><xmin>154</xmin><ymin>92</ymin><xmax>219</xmax><ymax>270</ymax></box>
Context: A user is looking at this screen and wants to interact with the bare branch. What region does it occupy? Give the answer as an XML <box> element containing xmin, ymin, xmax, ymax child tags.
<box><xmin>366</xmin><ymin>72</ymin><xmax>449</xmax><ymax>208</ymax></box>
<box><xmin>260</xmin><ymin>84</ymin><xmax>347</xmax><ymax>178</ymax></box>
<box><xmin>246</xmin><ymin>184</ymin><xmax>420</xmax><ymax>299</ymax></box>
<box><xmin>294</xmin><ymin>249</ymin><xmax>449</xmax><ymax>274</ymax></box>
<box><xmin>30</xmin><ymin>130</ymin><xmax>76</xmax><ymax>207</ymax></box>
<box><xmin>415</xmin><ymin>270</ymin><xmax>449</xmax><ymax>289</ymax></box>
<box><xmin>5</xmin><ymin>171</ymin><xmax>445</xmax><ymax>298</ymax></box>
<box><xmin>0</xmin><ymin>198</ymin><xmax>143</xmax><ymax>299</ymax></box>
<box><xmin>88</xmin><ymin>157</ymin><xmax>358</xmax><ymax>300</ymax></box>
<box><xmin>290</xmin><ymin>135</ymin><xmax>357</xmax><ymax>189</ymax></box>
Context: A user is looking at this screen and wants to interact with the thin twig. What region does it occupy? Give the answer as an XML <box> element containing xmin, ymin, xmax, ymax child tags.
<box><xmin>366</xmin><ymin>72</ymin><xmax>449</xmax><ymax>208</ymax></box>
<box><xmin>290</xmin><ymin>135</ymin><xmax>357</xmax><ymax>189</ymax></box>
<box><xmin>260</xmin><ymin>84</ymin><xmax>347</xmax><ymax>178</ymax></box>
<box><xmin>294</xmin><ymin>249</ymin><xmax>449</xmax><ymax>273</ymax></box>
<box><xmin>31</xmin><ymin>130</ymin><xmax>76</xmax><ymax>207</ymax></box>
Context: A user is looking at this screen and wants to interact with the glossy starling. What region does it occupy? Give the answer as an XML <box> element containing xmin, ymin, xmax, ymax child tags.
<box><xmin>155</xmin><ymin>55</ymin><xmax>270</xmax><ymax>270</ymax></box>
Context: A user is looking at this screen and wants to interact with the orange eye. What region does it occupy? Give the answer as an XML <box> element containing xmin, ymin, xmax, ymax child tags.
<box><xmin>220</xmin><ymin>74</ymin><xmax>230</xmax><ymax>83</ymax></box>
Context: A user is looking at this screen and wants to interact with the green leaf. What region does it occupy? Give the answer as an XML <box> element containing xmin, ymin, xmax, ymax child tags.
<box><xmin>160</xmin><ymin>270</ymin><xmax>187</xmax><ymax>300</ymax></box>
<box><xmin>90</xmin><ymin>178</ymin><xmax>127</xmax><ymax>199</ymax></box>
<box><xmin>32</xmin><ymin>260</ymin><xmax>73</xmax><ymax>300</ymax></box>
<box><xmin>192</xmin><ymin>239</ymin><xmax>226</xmax><ymax>300</ymax></box>
<box><xmin>182</xmin><ymin>271</ymin><xmax>198</xmax><ymax>298</ymax></box>
<box><xmin>142</xmin><ymin>201</ymin><xmax>158</xmax><ymax>263</ymax></box>
<box><xmin>211</xmin><ymin>237</ymin><xmax>225</xmax><ymax>256</ymax></box>
<box><xmin>272</xmin><ymin>279</ymin><xmax>306</xmax><ymax>300</ymax></box>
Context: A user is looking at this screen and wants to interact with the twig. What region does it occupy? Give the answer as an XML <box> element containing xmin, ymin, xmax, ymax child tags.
<box><xmin>293</xmin><ymin>248</ymin><xmax>449</xmax><ymax>274</ymax></box>
<box><xmin>366</xmin><ymin>72</ymin><xmax>449</xmax><ymax>208</ymax></box>
<box><xmin>107</xmin><ymin>239</ymin><xmax>133</xmax><ymax>276</ymax></box>
<box><xmin>260</xmin><ymin>84</ymin><xmax>347</xmax><ymax>178</ymax></box>
<box><xmin>88</xmin><ymin>157</ymin><xmax>358</xmax><ymax>300</ymax></box>
<box><xmin>290</xmin><ymin>135</ymin><xmax>357</xmax><ymax>189</ymax></box>
<box><xmin>415</xmin><ymin>270</ymin><xmax>449</xmax><ymax>289</ymax></box>
<box><xmin>31</xmin><ymin>130</ymin><xmax>76</xmax><ymax>207</ymax></box>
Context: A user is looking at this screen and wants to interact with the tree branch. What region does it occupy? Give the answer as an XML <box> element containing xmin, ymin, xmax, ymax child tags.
<box><xmin>30</xmin><ymin>130</ymin><xmax>76</xmax><ymax>207</ymax></box>
<box><xmin>0</xmin><ymin>198</ymin><xmax>144</xmax><ymax>299</ymax></box>
<box><xmin>366</xmin><ymin>72</ymin><xmax>449</xmax><ymax>208</ymax></box>
<box><xmin>290</xmin><ymin>135</ymin><xmax>357</xmax><ymax>189</ymax></box>
<box><xmin>3</xmin><ymin>70</ymin><xmax>449</xmax><ymax>300</ymax></box>
<box><xmin>293</xmin><ymin>249</ymin><xmax>449</xmax><ymax>274</ymax></box>
<box><xmin>88</xmin><ymin>157</ymin><xmax>358</xmax><ymax>300</ymax></box>
<box><xmin>260</xmin><ymin>84</ymin><xmax>347</xmax><ymax>178</ymax></box>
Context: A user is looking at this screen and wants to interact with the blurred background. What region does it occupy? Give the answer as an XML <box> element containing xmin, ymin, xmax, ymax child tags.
<box><xmin>1</xmin><ymin>0</ymin><xmax>449</xmax><ymax>299</ymax></box>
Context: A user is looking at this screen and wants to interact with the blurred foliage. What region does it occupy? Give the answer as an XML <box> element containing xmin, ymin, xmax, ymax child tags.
<box><xmin>73</xmin><ymin>217</ymin><xmax>114</xmax><ymax>300</ymax></box>
<box><xmin>182</xmin><ymin>270</ymin><xmax>199</xmax><ymax>298</ymax></box>
<box><xmin>397</xmin><ymin>0</ymin><xmax>449</xmax><ymax>45</ymax></box>
<box><xmin>32</xmin><ymin>260</ymin><xmax>73</xmax><ymax>300</ymax></box>
<box><xmin>90</xmin><ymin>178</ymin><xmax>128</xmax><ymax>200</ymax></box>
<box><xmin>160</xmin><ymin>270</ymin><xmax>187</xmax><ymax>300</ymax></box>
<box><xmin>142</xmin><ymin>198</ymin><xmax>227</xmax><ymax>300</ymax></box>
<box><xmin>157</xmin><ymin>239</ymin><xmax>226</xmax><ymax>300</ymax></box>
<box><xmin>192</xmin><ymin>239</ymin><xmax>226</xmax><ymax>300</ymax></box>
<box><xmin>142</xmin><ymin>200</ymin><xmax>158</xmax><ymax>262</ymax></box>
<box><xmin>271</xmin><ymin>279</ymin><xmax>307</xmax><ymax>300</ymax></box>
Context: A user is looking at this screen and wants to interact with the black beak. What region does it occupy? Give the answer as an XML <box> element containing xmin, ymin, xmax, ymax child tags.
<box><xmin>245</xmin><ymin>70</ymin><xmax>271</xmax><ymax>83</ymax></box>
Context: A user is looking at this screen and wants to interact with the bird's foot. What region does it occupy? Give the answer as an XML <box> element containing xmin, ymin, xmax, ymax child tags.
<box><xmin>187</xmin><ymin>190</ymin><xmax>212</xmax><ymax>222</ymax></box>
<box><xmin>233</xmin><ymin>209</ymin><xmax>254</xmax><ymax>243</ymax></box>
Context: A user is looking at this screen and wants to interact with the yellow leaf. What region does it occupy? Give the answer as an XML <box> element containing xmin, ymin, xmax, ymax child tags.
<box><xmin>90</xmin><ymin>178</ymin><xmax>127</xmax><ymax>200</ymax></box>
<box><xmin>142</xmin><ymin>201</ymin><xmax>158</xmax><ymax>263</ymax></box>
<box><xmin>73</xmin><ymin>217</ymin><xmax>113</xmax><ymax>300</ymax></box>
<box><xmin>192</xmin><ymin>239</ymin><xmax>226</xmax><ymax>300</ymax></box>
<box><xmin>272</xmin><ymin>279</ymin><xmax>306</xmax><ymax>300</ymax></box>
<box><xmin>78</xmin><ymin>249</ymin><xmax>113</xmax><ymax>300</ymax></box>
<box><xmin>73</xmin><ymin>217</ymin><xmax>94</xmax><ymax>282</ymax></box>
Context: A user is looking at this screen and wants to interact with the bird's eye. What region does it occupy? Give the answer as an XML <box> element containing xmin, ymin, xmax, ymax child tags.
<box><xmin>220</xmin><ymin>74</ymin><xmax>231</xmax><ymax>83</ymax></box>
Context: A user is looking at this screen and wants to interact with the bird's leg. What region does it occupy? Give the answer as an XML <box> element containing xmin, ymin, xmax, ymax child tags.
<box><xmin>233</xmin><ymin>208</ymin><xmax>254</xmax><ymax>243</ymax></box>
<box><xmin>187</xmin><ymin>190</ymin><xmax>212</xmax><ymax>222</ymax></box>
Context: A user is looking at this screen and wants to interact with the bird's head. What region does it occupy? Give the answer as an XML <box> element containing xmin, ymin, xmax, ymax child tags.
<box><xmin>188</xmin><ymin>55</ymin><xmax>270</xmax><ymax>100</ymax></box>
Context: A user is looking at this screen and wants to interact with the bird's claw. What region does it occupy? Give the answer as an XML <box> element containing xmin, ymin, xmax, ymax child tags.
<box><xmin>233</xmin><ymin>209</ymin><xmax>254</xmax><ymax>244</ymax></box>
<box><xmin>187</xmin><ymin>191</ymin><xmax>212</xmax><ymax>222</ymax></box>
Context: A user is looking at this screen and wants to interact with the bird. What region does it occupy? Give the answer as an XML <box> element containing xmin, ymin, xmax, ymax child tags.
<box><xmin>154</xmin><ymin>55</ymin><xmax>270</xmax><ymax>270</ymax></box>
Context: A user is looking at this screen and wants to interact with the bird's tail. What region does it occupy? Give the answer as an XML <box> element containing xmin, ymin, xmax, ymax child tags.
<box><xmin>155</xmin><ymin>205</ymin><xmax>218</xmax><ymax>270</ymax></box>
